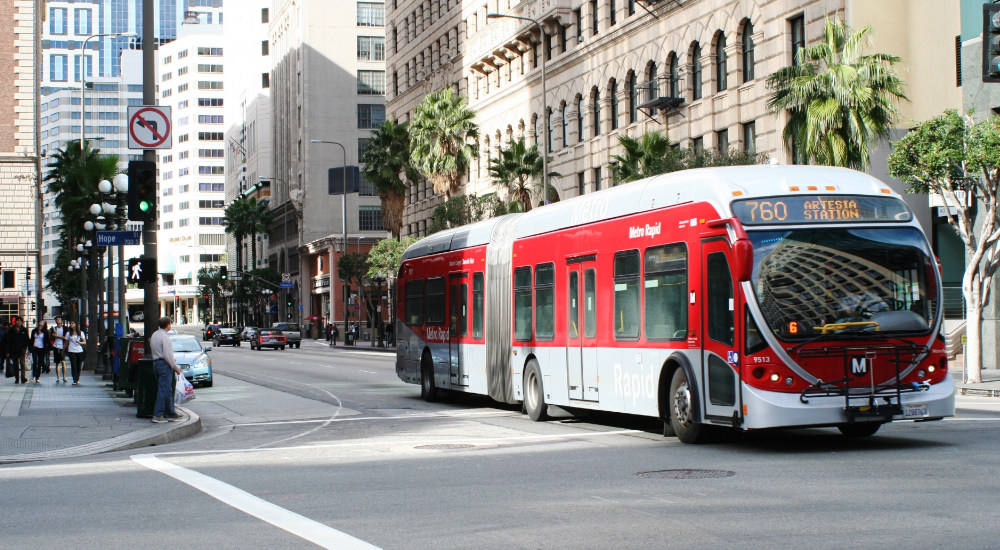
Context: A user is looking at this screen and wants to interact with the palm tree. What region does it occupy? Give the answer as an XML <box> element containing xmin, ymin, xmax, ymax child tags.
<box><xmin>610</xmin><ymin>131</ymin><xmax>677</xmax><ymax>184</ymax></box>
<box><xmin>223</xmin><ymin>198</ymin><xmax>249</xmax><ymax>272</ymax></box>
<box><xmin>244</xmin><ymin>196</ymin><xmax>273</xmax><ymax>270</ymax></box>
<box><xmin>361</xmin><ymin>119</ymin><xmax>420</xmax><ymax>238</ymax></box>
<box><xmin>488</xmin><ymin>138</ymin><xmax>558</xmax><ymax>212</ymax></box>
<box><xmin>409</xmin><ymin>88</ymin><xmax>479</xmax><ymax>199</ymax></box>
<box><xmin>45</xmin><ymin>141</ymin><xmax>119</xmax><ymax>250</ymax></box>
<box><xmin>766</xmin><ymin>17</ymin><xmax>907</xmax><ymax>170</ymax></box>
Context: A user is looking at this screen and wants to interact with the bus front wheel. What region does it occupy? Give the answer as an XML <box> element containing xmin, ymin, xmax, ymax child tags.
<box><xmin>420</xmin><ymin>352</ymin><xmax>438</xmax><ymax>402</ymax></box>
<box><xmin>669</xmin><ymin>368</ymin><xmax>704</xmax><ymax>444</ymax></box>
<box><xmin>523</xmin><ymin>360</ymin><xmax>548</xmax><ymax>422</ymax></box>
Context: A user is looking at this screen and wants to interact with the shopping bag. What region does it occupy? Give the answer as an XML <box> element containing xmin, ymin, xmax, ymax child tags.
<box><xmin>174</xmin><ymin>373</ymin><xmax>195</xmax><ymax>404</ymax></box>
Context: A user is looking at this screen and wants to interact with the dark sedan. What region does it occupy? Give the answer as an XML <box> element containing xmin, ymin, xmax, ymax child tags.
<box><xmin>202</xmin><ymin>324</ymin><xmax>221</xmax><ymax>341</ymax></box>
<box><xmin>213</xmin><ymin>327</ymin><xmax>241</xmax><ymax>347</ymax></box>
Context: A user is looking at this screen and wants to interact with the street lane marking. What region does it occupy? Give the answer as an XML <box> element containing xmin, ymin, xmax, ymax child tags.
<box><xmin>132</xmin><ymin>454</ymin><xmax>381</xmax><ymax>550</ymax></box>
<box><xmin>238</xmin><ymin>410</ymin><xmax>511</xmax><ymax>427</ymax></box>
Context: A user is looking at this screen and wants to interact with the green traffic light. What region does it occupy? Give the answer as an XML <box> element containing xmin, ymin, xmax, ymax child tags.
<box><xmin>139</xmin><ymin>201</ymin><xmax>150</xmax><ymax>212</ymax></box>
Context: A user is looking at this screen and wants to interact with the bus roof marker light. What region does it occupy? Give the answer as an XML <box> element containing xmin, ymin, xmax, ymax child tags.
<box><xmin>732</xmin><ymin>190</ymin><xmax>744</xmax><ymax>197</ymax></box>
<box><xmin>825</xmin><ymin>185</ymin><xmax>837</xmax><ymax>191</ymax></box>
<box><xmin>789</xmin><ymin>186</ymin><xmax>800</xmax><ymax>192</ymax></box>
<box><xmin>880</xmin><ymin>188</ymin><xmax>892</xmax><ymax>194</ymax></box>
<box><xmin>807</xmin><ymin>185</ymin><xmax>818</xmax><ymax>191</ymax></box>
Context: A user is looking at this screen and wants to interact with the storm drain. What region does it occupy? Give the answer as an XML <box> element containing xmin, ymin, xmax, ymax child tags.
<box><xmin>415</xmin><ymin>443</ymin><xmax>476</xmax><ymax>450</ymax></box>
<box><xmin>635</xmin><ymin>469</ymin><xmax>735</xmax><ymax>479</ymax></box>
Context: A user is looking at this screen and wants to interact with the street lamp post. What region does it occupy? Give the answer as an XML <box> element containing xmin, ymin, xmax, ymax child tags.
<box><xmin>309</xmin><ymin>139</ymin><xmax>349</xmax><ymax>339</ymax></box>
<box><xmin>487</xmin><ymin>13</ymin><xmax>549</xmax><ymax>206</ymax></box>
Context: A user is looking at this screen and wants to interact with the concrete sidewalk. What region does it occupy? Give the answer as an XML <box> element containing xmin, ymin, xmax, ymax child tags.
<box><xmin>0</xmin><ymin>372</ymin><xmax>200</xmax><ymax>465</ymax></box>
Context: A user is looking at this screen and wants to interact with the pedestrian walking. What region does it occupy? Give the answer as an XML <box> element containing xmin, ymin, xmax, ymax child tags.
<box><xmin>30</xmin><ymin>322</ymin><xmax>49</xmax><ymax>383</ymax></box>
<box><xmin>39</xmin><ymin>321</ymin><xmax>51</xmax><ymax>373</ymax></box>
<box><xmin>150</xmin><ymin>316</ymin><xmax>183</xmax><ymax>424</ymax></box>
<box><xmin>3</xmin><ymin>318</ymin><xmax>29</xmax><ymax>383</ymax></box>
<box><xmin>330</xmin><ymin>324</ymin><xmax>339</xmax><ymax>347</ymax></box>
<box><xmin>51</xmin><ymin>316</ymin><xmax>68</xmax><ymax>383</ymax></box>
<box><xmin>65</xmin><ymin>321</ymin><xmax>86</xmax><ymax>385</ymax></box>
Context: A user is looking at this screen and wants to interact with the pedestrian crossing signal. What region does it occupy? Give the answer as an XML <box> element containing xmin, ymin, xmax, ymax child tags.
<box><xmin>127</xmin><ymin>258</ymin><xmax>157</xmax><ymax>284</ymax></box>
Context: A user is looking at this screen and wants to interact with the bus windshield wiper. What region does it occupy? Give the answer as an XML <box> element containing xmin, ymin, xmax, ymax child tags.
<box><xmin>790</xmin><ymin>322</ymin><xmax>887</xmax><ymax>353</ymax></box>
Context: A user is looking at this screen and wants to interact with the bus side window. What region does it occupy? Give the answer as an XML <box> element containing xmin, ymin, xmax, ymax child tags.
<box><xmin>584</xmin><ymin>268</ymin><xmax>597</xmax><ymax>338</ymax></box>
<box><xmin>472</xmin><ymin>272</ymin><xmax>484</xmax><ymax>340</ymax></box>
<box><xmin>405</xmin><ymin>279</ymin><xmax>425</xmax><ymax>326</ymax></box>
<box><xmin>535</xmin><ymin>263</ymin><xmax>555</xmax><ymax>340</ymax></box>
<box><xmin>514</xmin><ymin>266</ymin><xmax>532</xmax><ymax>341</ymax></box>
<box><xmin>613</xmin><ymin>250</ymin><xmax>640</xmax><ymax>340</ymax></box>
<box><xmin>644</xmin><ymin>244</ymin><xmax>687</xmax><ymax>340</ymax></box>
<box><xmin>426</xmin><ymin>277</ymin><xmax>447</xmax><ymax>325</ymax></box>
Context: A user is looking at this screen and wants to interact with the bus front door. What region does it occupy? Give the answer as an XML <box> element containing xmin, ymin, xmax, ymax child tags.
<box><xmin>449</xmin><ymin>274</ymin><xmax>469</xmax><ymax>386</ymax></box>
<box><xmin>567</xmin><ymin>256</ymin><xmax>599</xmax><ymax>401</ymax></box>
<box><xmin>700</xmin><ymin>239</ymin><xmax>742</xmax><ymax>425</ymax></box>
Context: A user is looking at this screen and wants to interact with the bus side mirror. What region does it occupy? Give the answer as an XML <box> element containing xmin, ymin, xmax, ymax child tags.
<box><xmin>733</xmin><ymin>240</ymin><xmax>753</xmax><ymax>283</ymax></box>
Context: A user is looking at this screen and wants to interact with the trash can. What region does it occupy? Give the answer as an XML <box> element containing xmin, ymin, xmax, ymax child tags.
<box><xmin>134</xmin><ymin>358</ymin><xmax>158</xmax><ymax>418</ymax></box>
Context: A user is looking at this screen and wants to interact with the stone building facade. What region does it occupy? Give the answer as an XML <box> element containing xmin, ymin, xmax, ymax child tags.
<box><xmin>0</xmin><ymin>0</ymin><xmax>40</xmax><ymax>323</ymax></box>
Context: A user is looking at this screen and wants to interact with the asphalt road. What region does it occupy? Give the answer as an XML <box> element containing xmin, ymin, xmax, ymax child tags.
<box><xmin>2</xmin><ymin>334</ymin><xmax>999</xmax><ymax>549</ymax></box>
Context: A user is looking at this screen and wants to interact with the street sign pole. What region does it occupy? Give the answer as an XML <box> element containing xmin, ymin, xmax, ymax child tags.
<box><xmin>141</xmin><ymin>0</ymin><xmax>158</xmax><ymax>346</ymax></box>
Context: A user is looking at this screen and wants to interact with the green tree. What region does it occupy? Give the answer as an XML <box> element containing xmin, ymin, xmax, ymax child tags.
<box><xmin>887</xmin><ymin>110</ymin><xmax>1000</xmax><ymax>383</ymax></box>
<box><xmin>427</xmin><ymin>193</ymin><xmax>507</xmax><ymax>234</ymax></box>
<box><xmin>409</xmin><ymin>88</ymin><xmax>479</xmax><ymax>199</ymax></box>
<box><xmin>766</xmin><ymin>17</ymin><xmax>907</xmax><ymax>170</ymax></box>
<box><xmin>244</xmin><ymin>197</ymin><xmax>273</xmax><ymax>270</ymax></box>
<box><xmin>338</xmin><ymin>252</ymin><xmax>377</xmax><ymax>336</ymax></box>
<box><xmin>609</xmin><ymin>131</ymin><xmax>768</xmax><ymax>184</ymax></box>
<box><xmin>45</xmin><ymin>245</ymin><xmax>82</xmax><ymax>312</ymax></box>
<box><xmin>197</xmin><ymin>266</ymin><xmax>230</xmax><ymax>322</ymax></box>
<box><xmin>223</xmin><ymin>198</ymin><xmax>249</xmax><ymax>271</ymax></box>
<box><xmin>361</xmin><ymin>120</ymin><xmax>420</xmax><ymax>238</ymax></box>
<box><xmin>488</xmin><ymin>137</ymin><xmax>559</xmax><ymax>212</ymax></box>
<box><xmin>366</xmin><ymin>236</ymin><xmax>419</xmax><ymax>279</ymax></box>
<box><xmin>231</xmin><ymin>267</ymin><xmax>280</xmax><ymax>327</ymax></box>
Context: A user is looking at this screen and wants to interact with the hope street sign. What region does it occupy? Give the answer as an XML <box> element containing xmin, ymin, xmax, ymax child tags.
<box><xmin>96</xmin><ymin>230</ymin><xmax>142</xmax><ymax>246</ymax></box>
<box><xmin>280</xmin><ymin>282</ymin><xmax>294</xmax><ymax>289</ymax></box>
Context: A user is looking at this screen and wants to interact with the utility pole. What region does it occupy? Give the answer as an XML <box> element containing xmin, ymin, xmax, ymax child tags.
<box><xmin>141</xmin><ymin>0</ymin><xmax>158</xmax><ymax>346</ymax></box>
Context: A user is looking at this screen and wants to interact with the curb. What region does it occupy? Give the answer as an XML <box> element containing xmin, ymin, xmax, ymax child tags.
<box><xmin>0</xmin><ymin>406</ymin><xmax>201</xmax><ymax>465</ymax></box>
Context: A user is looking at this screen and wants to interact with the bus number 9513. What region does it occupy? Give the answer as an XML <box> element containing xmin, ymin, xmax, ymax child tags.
<box><xmin>745</xmin><ymin>200</ymin><xmax>788</xmax><ymax>223</ymax></box>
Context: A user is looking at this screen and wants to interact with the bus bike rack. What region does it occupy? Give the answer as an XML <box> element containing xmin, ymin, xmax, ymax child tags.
<box><xmin>795</xmin><ymin>343</ymin><xmax>931</xmax><ymax>422</ymax></box>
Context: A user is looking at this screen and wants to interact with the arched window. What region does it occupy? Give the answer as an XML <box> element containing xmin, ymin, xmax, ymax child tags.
<box><xmin>577</xmin><ymin>94</ymin><xmax>585</xmax><ymax>143</ymax></box>
<box><xmin>561</xmin><ymin>102</ymin><xmax>569</xmax><ymax>148</ymax></box>
<box><xmin>647</xmin><ymin>61</ymin><xmax>658</xmax><ymax>115</ymax></box>
<box><xmin>715</xmin><ymin>32</ymin><xmax>727</xmax><ymax>92</ymax></box>
<box><xmin>593</xmin><ymin>86</ymin><xmax>602</xmax><ymax>135</ymax></box>
<box><xmin>546</xmin><ymin>107</ymin><xmax>553</xmax><ymax>153</ymax></box>
<box><xmin>627</xmin><ymin>71</ymin><xmax>637</xmax><ymax>123</ymax></box>
<box><xmin>741</xmin><ymin>19</ymin><xmax>755</xmax><ymax>83</ymax></box>
<box><xmin>609</xmin><ymin>79</ymin><xmax>618</xmax><ymax>130</ymax></box>
<box><xmin>667</xmin><ymin>53</ymin><xmax>678</xmax><ymax>97</ymax></box>
<box><xmin>690</xmin><ymin>42</ymin><xmax>702</xmax><ymax>100</ymax></box>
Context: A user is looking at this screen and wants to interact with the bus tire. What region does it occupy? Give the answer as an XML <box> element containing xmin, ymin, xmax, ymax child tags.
<box><xmin>523</xmin><ymin>360</ymin><xmax>548</xmax><ymax>422</ymax></box>
<box><xmin>669</xmin><ymin>368</ymin><xmax>704</xmax><ymax>444</ymax></box>
<box><xmin>837</xmin><ymin>422</ymin><xmax>882</xmax><ymax>437</ymax></box>
<box><xmin>420</xmin><ymin>352</ymin><xmax>438</xmax><ymax>402</ymax></box>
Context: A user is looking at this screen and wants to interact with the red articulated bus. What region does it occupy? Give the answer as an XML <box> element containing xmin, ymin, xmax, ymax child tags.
<box><xmin>395</xmin><ymin>165</ymin><xmax>955</xmax><ymax>443</ymax></box>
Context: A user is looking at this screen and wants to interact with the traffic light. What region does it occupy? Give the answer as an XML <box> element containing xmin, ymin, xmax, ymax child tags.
<box><xmin>984</xmin><ymin>3</ymin><xmax>1000</xmax><ymax>82</ymax></box>
<box><xmin>286</xmin><ymin>293</ymin><xmax>293</xmax><ymax>308</ymax></box>
<box><xmin>25</xmin><ymin>267</ymin><xmax>31</xmax><ymax>280</ymax></box>
<box><xmin>127</xmin><ymin>160</ymin><xmax>157</xmax><ymax>223</ymax></box>
<box><xmin>127</xmin><ymin>257</ymin><xmax>157</xmax><ymax>284</ymax></box>
<box><xmin>219</xmin><ymin>266</ymin><xmax>228</xmax><ymax>281</ymax></box>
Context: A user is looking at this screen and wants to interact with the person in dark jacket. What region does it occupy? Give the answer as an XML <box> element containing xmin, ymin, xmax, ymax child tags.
<box><xmin>3</xmin><ymin>318</ymin><xmax>29</xmax><ymax>383</ymax></box>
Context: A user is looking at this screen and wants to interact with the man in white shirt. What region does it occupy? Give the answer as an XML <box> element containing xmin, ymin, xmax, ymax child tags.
<box><xmin>149</xmin><ymin>316</ymin><xmax>183</xmax><ymax>423</ymax></box>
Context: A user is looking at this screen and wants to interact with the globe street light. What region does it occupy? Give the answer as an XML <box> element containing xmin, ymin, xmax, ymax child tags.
<box><xmin>487</xmin><ymin>13</ymin><xmax>550</xmax><ymax>206</ymax></box>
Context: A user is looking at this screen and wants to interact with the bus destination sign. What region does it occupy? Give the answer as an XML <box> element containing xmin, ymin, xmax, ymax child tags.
<box><xmin>731</xmin><ymin>195</ymin><xmax>912</xmax><ymax>225</ymax></box>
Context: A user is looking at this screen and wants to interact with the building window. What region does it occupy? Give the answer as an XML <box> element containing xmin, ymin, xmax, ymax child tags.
<box><xmin>359</xmin><ymin>205</ymin><xmax>384</xmax><ymax>231</ymax></box>
<box><xmin>261</xmin><ymin>8</ymin><xmax>269</xmax><ymax>23</ymax></box>
<box><xmin>197</xmin><ymin>98</ymin><xmax>224</xmax><ymax>107</ymax></box>
<box><xmin>262</xmin><ymin>40</ymin><xmax>269</xmax><ymax>56</ymax></box>
<box><xmin>358</xmin><ymin>137</ymin><xmax>372</xmax><ymax>158</ymax></box>
<box><xmin>790</xmin><ymin>14</ymin><xmax>805</xmax><ymax>66</ymax></box>
<box><xmin>591</xmin><ymin>0</ymin><xmax>599</xmax><ymax>35</ymax></box>
<box><xmin>716</xmin><ymin>129</ymin><xmax>728</xmax><ymax>154</ymax></box>
<box><xmin>715</xmin><ymin>33</ymin><xmax>727</xmax><ymax>92</ymax></box>
<box><xmin>668</xmin><ymin>53</ymin><xmax>679</xmax><ymax>97</ymax></box>
<box><xmin>198</xmin><ymin>115</ymin><xmax>224</xmax><ymax>124</ymax></box>
<box><xmin>561</xmin><ymin>104</ymin><xmax>568</xmax><ymax>148</ymax></box>
<box><xmin>691</xmin><ymin>136</ymin><xmax>704</xmax><ymax>155</ymax></box>
<box><xmin>577</xmin><ymin>96</ymin><xmax>585</xmax><ymax>143</ymax></box>
<box><xmin>742</xmin><ymin>121</ymin><xmax>756</xmax><ymax>153</ymax></box>
<box><xmin>609</xmin><ymin>79</ymin><xmax>618</xmax><ymax>130</ymax></box>
<box><xmin>50</xmin><ymin>55</ymin><xmax>68</xmax><ymax>82</ymax></box>
<box><xmin>197</xmin><ymin>64</ymin><xmax>224</xmax><ymax>73</ymax></box>
<box><xmin>690</xmin><ymin>42</ymin><xmax>703</xmax><ymax>100</ymax></box>
<box><xmin>358</xmin><ymin>36</ymin><xmax>386</xmax><ymax>61</ymax></box>
<box><xmin>741</xmin><ymin>20</ymin><xmax>755</xmax><ymax>82</ymax></box>
<box><xmin>575</xmin><ymin>8</ymin><xmax>583</xmax><ymax>43</ymax></box>
<box><xmin>197</xmin><ymin>81</ymin><xmax>223</xmax><ymax>90</ymax></box>
<box><xmin>627</xmin><ymin>72</ymin><xmax>637</xmax><ymax>123</ymax></box>
<box><xmin>546</xmin><ymin>108</ymin><xmax>553</xmax><ymax>153</ymax></box>
<box><xmin>50</xmin><ymin>8</ymin><xmax>67</xmax><ymax>35</ymax></box>
<box><xmin>74</xmin><ymin>8</ymin><xmax>92</xmax><ymax>35</ymax></box>
<box><xmin>609</xmin><ymin>0</ymin><xmax>617</xmax><ymax>26</ymax></box>
<box><xmin>358</xmin><ymin>70</ymin><xmax>386</xmax><ymax>94</ymax></box>
<box><xmin>358</xmin><ymin>104</ymin><xmax>386</xmax><ymax>128</ymax></box>
<box><xmin>358</xmin><ymin>2</ymin><xmax>385</xmax><ymax>26</ymax></box>
<box><xmin>594</xmin><ymin>166</ymin><xmax>602</xmax><ymax>191</ymax></box>
<box><xmin>197</xmin><ymin>47</ymin><xmax>223</xmax><ymax>56</ymax></box>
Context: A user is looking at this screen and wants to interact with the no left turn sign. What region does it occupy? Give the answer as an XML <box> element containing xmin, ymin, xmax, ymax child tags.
<box><xmin>127</xmin><ymin>105</ymin><xmax>172</xmax><ymax>149</ymax></box>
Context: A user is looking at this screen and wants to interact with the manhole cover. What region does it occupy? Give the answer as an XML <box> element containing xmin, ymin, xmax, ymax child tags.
<box><xmin>415</xmin><ymin>444</ymin><xmax>476</xmax><ymax>450</ymax></box>
<box><xmin>635</xmin><ymin>469</ymin><xmax>735</xmax><ymax>479</ymax></box>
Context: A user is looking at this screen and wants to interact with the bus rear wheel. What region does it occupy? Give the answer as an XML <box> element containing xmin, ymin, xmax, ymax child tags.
<box><xmin>420</xmin><ymin>352</ymin><xmax>438</xmax><ymax>402</ymax></box>
<box><xmin>837</xmin><ymin>422</ymin><xmax>882</xmax><ymax>437</ymax></box>
<box><xmin>669</xmin><ymin>368</ymin><xmax>704</xmax><ymax>444</ymax></box>
<box><xmin>523</xmin><ymin>360</ymin><xmax>548</xmax><ymax>422</ymax></box>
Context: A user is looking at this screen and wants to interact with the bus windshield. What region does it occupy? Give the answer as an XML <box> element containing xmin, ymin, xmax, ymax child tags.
<box><xmin>748</xmin><ymin>227</ymin><xmax>936</xmax><ymax>341</ymax></box>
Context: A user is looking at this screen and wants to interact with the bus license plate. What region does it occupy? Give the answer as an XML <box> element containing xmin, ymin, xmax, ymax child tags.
<box><xmin>903</xmin><ymin>403</ymin><xmax>928</xmax><ymax>418</ymax></box>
